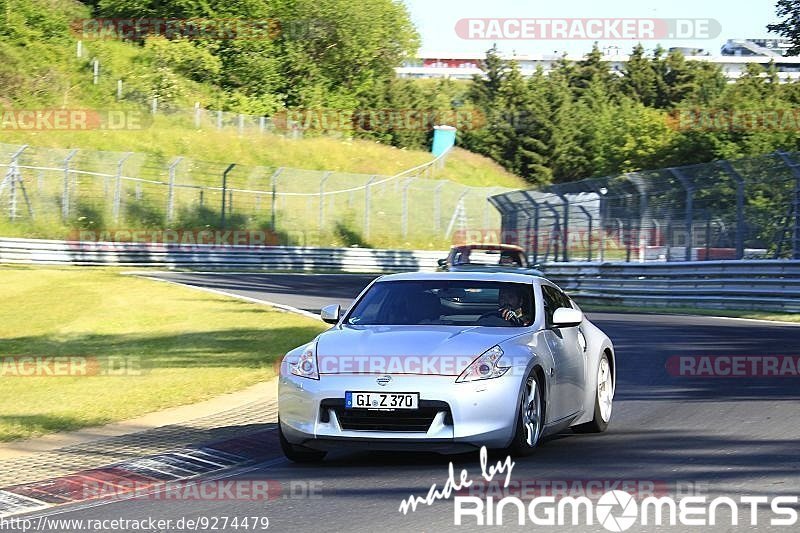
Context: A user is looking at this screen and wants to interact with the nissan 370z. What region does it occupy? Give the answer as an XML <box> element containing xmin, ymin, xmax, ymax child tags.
<box><xmin>278</xmin><ymin>272</ymin><xmax>615</xmax><ymax>462</ymax></box>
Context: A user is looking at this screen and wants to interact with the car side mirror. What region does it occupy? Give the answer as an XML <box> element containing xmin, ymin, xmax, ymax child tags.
<box><xmin>437</xmin><ymin>258</ymin><xmax>447</xmax><ymax>267</ymax></box>
<box><xmin>552</xmin><ymin>307</ymin><xmax>583</xmax><ymax>328</ymax></box>
<box><xmin>320</xmin><ymin>304</ymin><xmax>341</xmax><ymax>324</ymax></box>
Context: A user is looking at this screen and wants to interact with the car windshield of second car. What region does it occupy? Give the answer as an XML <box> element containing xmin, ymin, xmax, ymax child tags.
<box><xmin>346</xmin><ymin>280</ymin><xmax>535</xmax><ymax>327</ymax></box>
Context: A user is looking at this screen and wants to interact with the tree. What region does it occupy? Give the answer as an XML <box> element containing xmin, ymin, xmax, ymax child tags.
<box><xmin>570</xmin><ymin>43</ymin><xmax>616</xmax><ymax>95</ymax></box>
<box><xmin>661</xmin><ymin>50</ymin><xmax>726</xmax><ymax>107</ymax></box>
<box><xmin>767</xmin><ymin>0</ymin><xmax>800</xmax><ymax>55</ymax></box>
<box><xmin>620</xmin><ymin>43</ymin><xmax>658</xmax><ymax>107</ymax></box>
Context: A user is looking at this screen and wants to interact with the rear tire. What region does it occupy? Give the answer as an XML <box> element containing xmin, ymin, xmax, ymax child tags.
<box><xmin>507</xmin><ymin>370</ymin><xmax>544</xmax><ymax>456</ymax></box>
<box><xmin>278</xmin><ymin>419</ymin><xmax>327</xmax><ymax>463</ymax></box>
<box><xmin>574</xmin><ymin>353</ymin><xmax>613</xmax><ymax>433</ymax></box>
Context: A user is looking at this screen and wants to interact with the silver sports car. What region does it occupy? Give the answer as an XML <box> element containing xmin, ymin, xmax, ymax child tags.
<box><xmin>278</xmin><ymin>272</ymin><xmax>615</xmax><ymax>462</ymax></box>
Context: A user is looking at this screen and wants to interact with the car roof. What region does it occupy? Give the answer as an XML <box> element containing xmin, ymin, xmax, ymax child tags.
<box><xmin>377</xmin><ymin>271</ymin><xmax>546</xmax><ymax>283</ymax></box>
<box><xmin>450</xmin><ymin>243</ymin><xmax>525</xmax><ymax>252</ymax></box>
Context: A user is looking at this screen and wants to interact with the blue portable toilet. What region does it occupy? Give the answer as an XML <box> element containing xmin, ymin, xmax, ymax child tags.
<box><xmin>431</xmin><ymin>125</ymin><xmax>457</xmax><ymax>157</ymax></box>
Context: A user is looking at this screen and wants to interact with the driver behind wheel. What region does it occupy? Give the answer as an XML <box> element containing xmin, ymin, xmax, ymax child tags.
<box><xmin>498</xmin><ymin>286</ymin><xmax>532</xmax><ymax>326</ymax></box>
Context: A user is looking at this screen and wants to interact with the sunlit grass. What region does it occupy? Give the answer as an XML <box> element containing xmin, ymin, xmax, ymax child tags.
<box><xmin>0</xmin><ymin>266</ymin><xmax>326</xmax><ymax>441</ymax></box>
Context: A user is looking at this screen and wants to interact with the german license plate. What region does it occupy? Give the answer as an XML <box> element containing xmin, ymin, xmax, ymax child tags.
<box><xmin>345</xmin><ymin>391</ymin><xmax>419</xmax><ymax>409</ymax></box>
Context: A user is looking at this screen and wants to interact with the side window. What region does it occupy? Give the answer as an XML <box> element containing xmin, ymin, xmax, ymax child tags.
<box><xmin>556</xmin><ymin>288</ymin><xmax>573</xmax><ymax>310</ymax></box>
<box><xmin>541</xmin><ymin>285</ymin><xmax>559</xmax><ymax>328</ymax></box>
<box><xmin>541</xmin><ymin>285</ymin><xmax>572</xmax><ymax>327</ymax></box>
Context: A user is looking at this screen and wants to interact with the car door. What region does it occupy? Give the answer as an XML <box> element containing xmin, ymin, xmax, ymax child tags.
<box><xmin>540</xmin><ymin>284</ymin><xmax>585</xmax><ymax>420</ymax></box>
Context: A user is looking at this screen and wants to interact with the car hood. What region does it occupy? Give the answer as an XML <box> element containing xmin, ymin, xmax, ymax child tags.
<box><xmin>315</xmin><ymin>325</ymin><xmax>522</xmax><ymax>375</ymax></box>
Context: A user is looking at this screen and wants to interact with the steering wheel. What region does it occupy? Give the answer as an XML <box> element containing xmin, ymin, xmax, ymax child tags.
<box><xmin>478</xmin><ymin>310</ymin><xmax>503</xmax><ymax>320</ymax></box>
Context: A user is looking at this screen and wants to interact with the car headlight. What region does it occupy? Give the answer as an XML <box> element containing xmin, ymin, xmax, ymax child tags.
<box><xmin>290</xmin><ymin>343</ymin><xmax>320</xmax><ymax>380</ymax></box>
<box><xmin>456</xmin><ymin>345</ymin><xmax>509</xmax><ymax>383</ymax></box>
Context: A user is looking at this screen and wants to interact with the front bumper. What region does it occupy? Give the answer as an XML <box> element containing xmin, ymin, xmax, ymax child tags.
<box><xmin>278</xmin><ymin>371</ymin><xmax>522</xmax><ymax>451</ymax></box>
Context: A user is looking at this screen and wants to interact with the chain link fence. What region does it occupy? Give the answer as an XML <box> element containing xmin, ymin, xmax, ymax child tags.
<box><xmin>490</xmin><ymin>152</ymin><xmax>800</xmax><ymax>262</ymax></box>
<box><xmin>0</xmin><ymin>143</ymin><xmax>510</xmax><ymax>249</ymax></box>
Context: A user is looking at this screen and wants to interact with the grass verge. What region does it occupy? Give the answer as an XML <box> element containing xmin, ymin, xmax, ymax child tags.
<box><xmin>0</xmin><ymin>265</ymin><xmax>326</xmax><ymax>442</ymax></box>
<box><xmin>1</xmin><ymin>119</ymin><xmax>526</xmax><ymax>189</ymax></box>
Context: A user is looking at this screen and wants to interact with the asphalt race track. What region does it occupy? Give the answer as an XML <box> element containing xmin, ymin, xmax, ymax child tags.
<box><xmin>11</xmin><ymin>273</ymin><xmax>800</xmax><ymax>532</ymax></box>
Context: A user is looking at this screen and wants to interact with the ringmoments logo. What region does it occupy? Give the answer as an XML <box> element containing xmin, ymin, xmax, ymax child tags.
<box><xmin>452</xmin><ymin>491</ymin><xmax>799</xmax><ymax>529</ymax></box>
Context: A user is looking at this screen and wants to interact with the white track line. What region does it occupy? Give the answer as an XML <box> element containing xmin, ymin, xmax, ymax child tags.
<box><xmin>132</xmin><ymin>274</ymin><xmax>323</xmax><ymax>321</ymax></box>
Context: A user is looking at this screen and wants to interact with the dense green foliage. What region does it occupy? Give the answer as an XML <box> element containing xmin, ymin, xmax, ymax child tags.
<box><xmin>768</xmin><ymin>0</ymin><xmax>800</xmax><ymax>55</ymax></box>
<box><xmin>0</xmin><ymin>0</ymin><xmax>418</xmax><ymax>114</ymax></box>
<box><xmin>454</xmin><ymin>45</ymin><xmax>800</xmax><ymax>184</ymax></box>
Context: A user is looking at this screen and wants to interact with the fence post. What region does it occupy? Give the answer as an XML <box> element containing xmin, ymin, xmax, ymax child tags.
<box><xmin>319</xmin><ymin>171</ymin><xmax>331</xmax><ymax>230</ymax></box>
<box><xmin>401</xmin><ymin>178</ymin><xmax>414</xmax><ymax>238</ymax></box>
<box><xmin>92</xmin><ymin>58</ymin><xmax>99</xmax><ymax>84</ymax></box>
<box><xmin>541</xmin><ymin>201</ymin><xmax>561</xmax><ymax>262</ymax></box>
<box><xmin>364</xmin><ymin>176</ymin><xmax>376</xmax><ymax>239</ymax></box>
<box><xmin>554</xmin><ymin>193</ymin><xmax>570</xmax><ymax>262</ymax></box>
<box><xmin>598</xmin><ymin>191</ymin><xmax>607</xmax><ymax>263</ymax></box>
<box><xmin>113</xmin><ymin>152</ymin><xmax>132</xmax><ymax>223</ymax></box>
<box><xmin>670</xmin><ymin>167</ymin><xmax>694</xmax><ymax>261</ymax></box>
<box><xmin>720</xmin><ymin>160</ymin><xmax>746</xmax><ymax>260</ymax></box>
<box><xmin>216</xmin><ymin>110</ymin><xmax>223</xmax><ymax>129</ymax></box>
<box><xmin>269</xmin><ymin>167</ymin><xmax>283</xmax><ymax>230</ymax></box>
<box><xmin>2</xmin><ymin>145</ymin><xmax>29</xmax><ymax>220</ymax></box>
<box><xmin>238</xmin><ymin>114</ymin><xmax>244</xmax><ymax>135</ymax></box>
<box><xmin>522</xmin><ymin>192</ymin><xmax>541</xmax><ymax>263</ymax></box>
<box><xmin>116</xmin><ymin>79</ymin><xmax>123</xmax><ymax>101</ymax></box>
<box><xmin>576</xmin><ymin>205</ymin><xmax>593</xmax><ymax>261</ymax></box>
<box><xmin>532</xmin><ymin>203</ymin><xmax>540</xmax><ymax>263</ymax></box>
<box><xmin>151</xmin><ymin>96</ymin><xmax>158</xmax><ymax>115</ymax></box>
<box><xmin>626</xmin><ymin>174</ymin><xmax>649</xmax><ymax>263</ymax></box>
<box><xmin>445</xmin><ymin>189</ymin><xmax>469</xmax><ymax>240</ymax></box>
<box><xmin>483</xmin><ymin>192</ymin><xmax>492</xmax><ymax>229</ymax></box>
<box><xmin>166</xmin><ymin>157</ymin><xmax>182</xmax><ymax>223</ymax></box>
<box><xmin>62</xmin><ymin>149</ymin><xmax>78</xmax><ymax>220</ymax></box>
<box><xmin>221</xmin><ymin>163</ymin><xmax>236</xmax><ymax>228</ymax></box>
<box><xmin>433</xmin><ymin>182</ymin><xmax>445</xmax><ymax>234</ymax></box>
<box><xmin>194</xmin><ymin>102</ymin><xmax>201</xmax><ymax>128</ymax></box>
<box><xmin>665</xmin><ymin>215</ymin><xmax>672</xmax><ymax>262</ymax></box>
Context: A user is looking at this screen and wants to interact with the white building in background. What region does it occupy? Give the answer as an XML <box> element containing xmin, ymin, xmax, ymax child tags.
<box><xmin>396</xmin><ymin>39</ymin><xmax>800</xmax><ymax>82</ymax></box>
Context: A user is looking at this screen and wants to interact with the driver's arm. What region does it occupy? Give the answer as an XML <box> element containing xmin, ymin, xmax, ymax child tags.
<box><xmin>500</xmin><ymin>307</ymin><xmax>525</xmax><ymax>325</ymax></box>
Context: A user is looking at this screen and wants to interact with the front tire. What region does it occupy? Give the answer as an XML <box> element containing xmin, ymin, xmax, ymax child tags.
<box><xmin>574</xmin><ymin>353</ymin><xmax>613</xmax><ymax>433</ymax></box>
<box><xmin>278</xmin><ymin>419</ymin><xmax>327</xmax><ymax>463</ymax></box>
<box><xmin>507</xmin><ymin>370</ymin><xmax>544</xmax><ymax>456</ymax></box>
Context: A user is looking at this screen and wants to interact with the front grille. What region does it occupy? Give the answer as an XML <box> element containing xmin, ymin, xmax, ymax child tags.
<box><xmin>320</xmin><ymin>399</ymin><xmax>452</xmax><ymax>432</ymax></box>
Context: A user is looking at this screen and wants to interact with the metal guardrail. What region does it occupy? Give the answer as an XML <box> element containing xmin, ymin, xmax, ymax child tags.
<box><xmin>3</xmin><ymin>238</ymin><xmax>799</xmax><ymax>312</ymax></box>
<box><xmin>542</xmin><ymin>260</ymin><xmax>800</xmax><ymax>313</ymax></box>
<box><xmin>0</xmin><ymin>238</ymin><xmax>445</xmax><ymax>273</ymax></box>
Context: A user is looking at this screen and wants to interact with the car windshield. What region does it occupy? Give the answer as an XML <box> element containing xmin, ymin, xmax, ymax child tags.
<box><xmin>345</xmin><ymin>280</ymin><xmax>535</xmax><ymax>327</ymax></box>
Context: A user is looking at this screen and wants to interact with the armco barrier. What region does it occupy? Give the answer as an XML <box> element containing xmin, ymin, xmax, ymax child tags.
<box><xmin>0</xmin><ymin>237</ymin><xmax>445</xmax><ymax>273</ymax></box>
<box><xmin>542</xmin><ymin>260</ymin><xmax>800</xmax><ymax>313</ymax></box>
<box><xmin>2</xmin><ymin>238</ymin><xmax>799</xmax><ymax>312</ymax></box>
